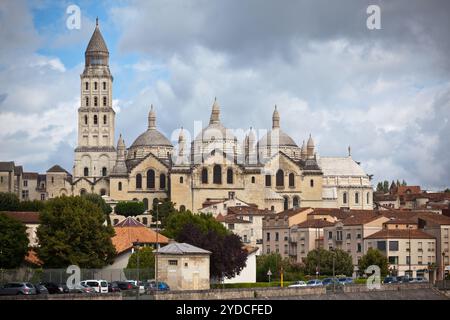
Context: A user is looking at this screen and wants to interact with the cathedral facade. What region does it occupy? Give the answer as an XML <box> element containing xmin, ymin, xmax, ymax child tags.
<box><xmin>45</xmin><ymin>22</ymin><xmax>373</xmax><ymax>213</ymax></box>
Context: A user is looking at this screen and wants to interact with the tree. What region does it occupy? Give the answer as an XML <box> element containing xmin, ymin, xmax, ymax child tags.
<box><xmin>401</xmin><ymin>180</ymin><xmax>407</xmax><ymax>186</ymax></box>
<box><xmin>163</xmin><ymin>211</ymin><xmax>228</xmax><ymax>239</ymax></box>
<box><xmin>303</xmin><ymin>248</ymin><xmax>353</xmax><ymax>276</ymax></box>
<box><xmin>357</xmin><ymin>248</ymin><xmax>389</xmax><ymax>277</ymax></box>
<box><xmin>125</xmin><ymin>246</ymin><xmax>155</xmax><ymax>280</ymax></box>
<box><xmin>150</xmin><ymin>198</ymin><xmax>178</xmax><ymax>228</ymax></box>
<box><xmin>0</xmin><ymin>192</ymin><xmax>20</xmax><ymax>211</ymax></box>
<box><xmin>383</xmin><ymin>181</ymin><xmax>389</xmax><ymax>193</ymax></box>
<box><xmin>175</xmin><ymin>222</ymin><xmax>247</xmax><ymax>280</ymax></box>
<box><xmin>37</xmin><ymin>196</ymin><xmax>116</xmax><ymax>268</ymax></box>
<box><xmin>82</xmin><ymin>193</ymin><xmax>112</xmax><ymax>225</ymax></box>
<box><xmin>114</xmin><ymin>201</ymin><xmax>145</xmax><ymax>217</ymax></box>
<box><xmin>376</xmin><ymin>182</ymin><xmax>383</xmax><ymax>192</ymax></box>
<box><xmin>444</xmin><ymin>188</ymin><xmax>450</xmax><ymax>193</ymax></box>
<box><xmin>0</xmin><ymin>213</ymin><xmax>29</xmax><ymax>268</ymax></box>
<box><xmin>18</xmin><ymin>200</ymin><xmax>46</xmax><ymax>212</ymax></box>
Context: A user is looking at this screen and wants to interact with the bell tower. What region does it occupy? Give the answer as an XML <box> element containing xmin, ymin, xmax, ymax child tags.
<box><xmin>74</xmin><ymin>19</ymin><xmax>116</xmax><ymax>180</ymax></box>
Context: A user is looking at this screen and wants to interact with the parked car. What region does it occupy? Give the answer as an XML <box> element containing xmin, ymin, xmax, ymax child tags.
<box><xmin>145</xmin><ymin>280</ymin><xmax>170</xmax><ymax>292</ymax></box>
<box><xmin>33</xmin><ymin>284</ymin><xmax>49</xmax><ymax>295</ymax></box>
<box><xmin>39</xmin><ymin>282</ymin><xmax>64</xmax><ymax>294</ymax></box>
<box><xmin>126</xmin><ymin>280</ymin><xmax>145</xmax><ymax>294</ymax></box>
<box><xmin>288</xmin><ymin>281</ymin><xmax>307</xmax><ymax>288</ymax></box>
<box><xmin>69</xmin><ymin>283</ymin><xmax>96</xmax><ymax>294</ymax></box>
<box><xmin>338</xmin><ymin>277</ymin><xmax>353</xmax><ymax>285</ymax></box>
<box><xmin>397</xmin><ymin>276</ymin><xmax>412</xmax><ymax>283</ymax></box>
<box><xmin>306</xmin><ymin>279</ymin><xmax>323</xmax><ymax>287</ymax></box>
<box><xmin>0</xmin><ymin>282</ymin><xmax>37</xmax><ymax>296</ymax></box>
<box><xmin>80</xmin><ymin>280</ymin><xmax>109</xmax><ymax>293</ymax></box>
<box><xmin>59</xmin><ymin>283</ymin><xmax>70</xmax><ymax>293</ymax></box>
<box><xmin>410</xmin><ymin>277</ymin><xmax>428</xmax><ymax>283</ymax></box>
<box><xmin>112</xmin><ymin>281</ymin><xmax>138</xmax><ymax>291</ymax></box>
<box><xmin>322</xmin><ymin>278</ymin><xmax>342</xmax><ymax>287</ymax></box>
<box><xmin>108</xmin><ymin>282</ymin><xmax>121</xmax><ymax>293</ymax></box>
<box><xmin>383</xmin><ymin>276</ymin><xmax>398</xmax><ymax>284</ymax></box>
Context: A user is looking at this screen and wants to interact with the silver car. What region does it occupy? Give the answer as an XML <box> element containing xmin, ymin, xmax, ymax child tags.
<box><xmin>0</xmin><ymin>282</ymin><xmax>37</xmax><ymax>295</ymax></box>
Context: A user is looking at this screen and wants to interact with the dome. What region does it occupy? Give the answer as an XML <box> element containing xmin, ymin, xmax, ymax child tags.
<box><xmin>258</xmin><ymin>128</ymin><xmax>298</xmax><ymax>148</ymax></box>
<box><xmin>130</xmin><ymin>129</ymin><xmax>172</xmax><ymax>148</ymax></box>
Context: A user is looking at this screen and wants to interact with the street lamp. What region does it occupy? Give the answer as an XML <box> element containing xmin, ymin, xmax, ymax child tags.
<box><xmin>154</xmin><ymin>201</ymin><xmax>163</xmax><ymax>292</ymax></box>
<box><xmin>132</xmin><ymin>239</ymin><xmax>141</xmax><ymax>300</ymax></box>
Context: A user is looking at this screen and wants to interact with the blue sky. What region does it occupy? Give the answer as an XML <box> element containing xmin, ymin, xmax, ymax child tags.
<box><xmin>0</xmin><ymin>0</ymin><xmax>449</xmax><ymax>190</ymax></box>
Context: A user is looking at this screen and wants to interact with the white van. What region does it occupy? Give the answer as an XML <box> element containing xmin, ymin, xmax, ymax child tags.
<box><xmin>80</xmin><ymin>280</ymin><xmax>108</xmax><ymax>293</ymax></box>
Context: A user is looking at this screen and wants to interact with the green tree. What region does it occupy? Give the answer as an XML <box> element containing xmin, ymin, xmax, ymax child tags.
<box><xmin>382</xmin><ymin>180</ymin><xmax>389</xmax><ymax>193</ymax></box>
<box><xmin>0</xmin><ymin>192</ymin><xmax>20</xmax><ymax>211</ymax></box>
<box><xmin>357</xmin><ymin>248</ymin><xmax>389</xmax><ymax>277</ymax></box>
<box><xmin>114</xmin><ymin>201</ymin><xmax>145</xmax><ymax>217</ymax></box>
<box><xmin>37</xmin><ymin>196</ymin><xmax>116</xmax><ymax>268</ymax></box>
<box><xmin>163</xmin><ymin>211</ymin><xmax>228</xmax><ymax>239</ymax></box>
<box><xmin>376</xmin><ymin>182</ymin><xmax>383</xmax><ymax>192</ymax></box>
<box><xmin>18</xmin><ymin>200</ymin><xmax>46</xmax><ymax>212</ymax></box>
<box><xmin>82</xmin><ymin>193</ymin><xmax>113</xmax><ymax>225</ymax></box>
<box><xmin>444</xmin><ymin>188</ymin><xmax>450</xmax><ymax>193</ymax></box>
<box><xmin>150</xmin><ymin>198</ymin><xmax>178</xmax><ymax>228</ymax></box>
<box><xmin>125</xmin><ymin>246</ymin><xmax>155</xmax><ymax>280</ymax></box>
<box><xmin>401</xmin><ymin>180</ymin><xmax>407</xmax><ymax>186</ymax></box>
<box><xmin>303</xmin><ymin>248</ymin><xmax>353</xmax><ymax>276</ymax></box>
<box><xmin>0</xmin><ymin>213</ymin><xmax>29</xmax><ymax>268</ymax></box>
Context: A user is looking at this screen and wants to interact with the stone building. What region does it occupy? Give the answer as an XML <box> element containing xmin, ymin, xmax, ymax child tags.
<box><xmin>156</xmin><ymin>242</ymin><xmax>211</xmax><ymax>290</ymax></box>
<box><xmin>1</xmin><ymin>21</ymin><xmax>374</xmax><ymax>215</ymax></box>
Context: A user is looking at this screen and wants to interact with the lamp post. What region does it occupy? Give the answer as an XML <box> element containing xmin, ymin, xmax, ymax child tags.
<box><xmin>132</xmin><ymin>240</ymin><xmax>141</xmax><ymax>300</ymax></box>
<box><xmin>154</xmin><ymin>201</ymin><xmax>163</xmax><ymax>292</ymax></box>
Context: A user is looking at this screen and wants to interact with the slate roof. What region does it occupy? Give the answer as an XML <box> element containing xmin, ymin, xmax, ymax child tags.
<box><xmin>86</xmin><ymin>23</ymin><xmax>109</xmax><ymax>53</ymax></box>
<box><xmin>47</xmin><ymin>165</ymin><xmax>70</xmax><ymax>174</ymax></box>
<box><xmin>156</xmin><ymin>242</ymin><xmax>211</xmax><ymax>255</ymax></box>
<box><xmin>0</xmin><ymin>161</ymin><xmax>15</xmax><ymax>172</ymax></box>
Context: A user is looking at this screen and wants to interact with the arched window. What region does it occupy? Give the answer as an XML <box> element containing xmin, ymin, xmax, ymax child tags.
<box><xmin>289</xmin><ymin>173</ymin><xmax>295</xmax><ymax>187</ymax></box>
<box><xmin>84</xmin><ymin>115</ymin><xmax>88</xmax><ymax>125</ymax></box>
<box><xmin>94</xmin><ymin>96</ymin><xmax>98</xmax><ymax>106</ymax></box>
<box><xmin>160</xmin><ymin>173</ymin><xmax>166</xmax><ymax>189</ymax></box>
<box><xmin>93</xmin><ymin>115</ymin><xmax>98</xmax><ymax>124</ymax></box>
<box><xmin>100</xmin><ymin>189</ymin><xmax>106</xmax><ymax>196</ymax></box>
<box><xmin>355</xmin><ymin>192</ymin><xmax>359</xmax><ymax>204</ymax></box>
<box><xmin>147</xmin><ymin>170</ymin><xmax>155</xmax><ymax>189</ymax></box>
<box><xmin>251</xmin><ymin>176</ymin><xmax>256</xmax><ymax>183</ymax></box>
<box><xmin>271</xmin><ymin>205</ymin><xmax>275</xmax><ymax>211</ymax></box>
<box><xmin>293</xmin><ymin>196</ymin><xmax>300</xmax><ymax>208</ymax></box>
<box><xmin>118</xmin><ymin>182</ymin><xmax>122</xmax><ymax>191</ymax></box>
<box><xmin>265</xmin><ymin>175</ymin><xmax>271</xmax><ymax>187</ymax></box>
<box><xmin>213</xmin><ymin>165</ymin><xmax>222</xmax><ymax>184</ymax></box>
<box><xmin>103</xmin><ymin>96</ymin><xmax>107</xmax><ymax>106</ymax></box>
<box><xmin>367</xmin><ymin>192</ymin><xmax>370</xmax><ymax>204</ymax></box>
<box><xmin>85</xmin><ymin>82</ymin><xmax>89</xmax><ymax>90</ymax></box>
<box><xmin>85</xmin><ymin>97</ymin><xmax>89</xmax><ymax>107</ymax></box>
<box><xmin>102</xmin><ymin>167</ymin><xmax>107</xmax><ymax>177</ymax></box>
<box><xmin>227</xmin><ymin>168</ymin><xmax>233</xmax><ymax>184</ymax></box>
<box><xmin>136</xmin><ymin>174</ymin><xmax>142</xmax><ymax>189</ymax></box>
<box><xmin>276</xmin><ymin>170</ymin><xmax>284</xmax><ymax>187</ymax></box>
<box><xmin>80</xmin><ymin>189</ymin><xmax>86</xmax><ymax>196</ymax></box>
<box><xmin>180</xmin><ymin>205</ymin><xmax>186</xmax><ymax>212</ymax></box>
<box><xmin>283</xmin><ymin>196</ymin><xmax>289</xmax><ymax>211</ymax></box>
<box><xmin>143</xmin><ymin>198</ymin><xmax>149</xmax><ymax>211</ymax></box>
<box><xmin>83</xmin><ymin>167</ymin><xmax>89</xmax><ymax>177</ymax></box>
<box><xmin>201</xmin><ymin>168</ymin><xmax>208</xmax><ymax>184</ymax></box>
<box><xmin>180</xmin><ymin>176</ymin><xmax>184</xmax><ymax>184</ymax></box>
<box><xmin>310</xmin><ymin>179</ymin><xmax>314</xmax><ymax>187</ymax></box>
<box><xmin>343</xmin><ymin>192</ymin><xmax>347</xmax><ymax>204</ymax></box>
<box><xmin>103</xmin><ymin>115</ymin><xmax>107</xmax><ymax>124</ymax></box>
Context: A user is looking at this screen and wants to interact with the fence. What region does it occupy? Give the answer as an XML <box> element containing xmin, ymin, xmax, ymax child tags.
<box><xmin>0</xmin><ymin>267</ymin><xmax>155</xmax><ymax>285</ymax></box>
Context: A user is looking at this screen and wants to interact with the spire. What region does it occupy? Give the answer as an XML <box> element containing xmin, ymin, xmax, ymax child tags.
<box><xmin>111</xmin><ymin>134</ymin><xmax>127</xmax><ymax>176</ymax></box>
<box><xmin>209</xmin><ymin>97</ymin><xmax>220</xmax><ymax>124</ymax></box>
<box><xmin>178</xmin><ymin>127</ymin><xmax>186</xmax><ymax>157</ymax></box>
<box><xmin>85</xmin><ymin>18</ymin><xmax>109</xmax><ymax>66</ymax></box>
<box><xmin>148</xmin><ymin>105</ymin><xmax>156</xmax><ymax>129</ymax></box>
<box><xmin>348</xmin><ymin>145</ymin><xmax>351</xmax><ymax>157</ymax></box>
<box><xmin>272</xmin><ymin>105</ymin><xmax>280</xmax><ymax>129</ymax></box>
<box><xmin>307</xmin><ymin>134</ymin><xmax>315</xmax><ymax>159</ymax></box>
<box><xmin>301</xmin><ymin>140</ymin><xmax>307</xmax><ymax>160</ymax></box>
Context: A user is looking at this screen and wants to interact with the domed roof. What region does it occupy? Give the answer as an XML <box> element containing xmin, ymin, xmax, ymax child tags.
<box><xmin>131</xmin><ymin>129</ymin><xmax>173</xmax><ymax>148</ymax></box>
<box><xmin>258</xmin><ymin>128</ymin><xmax>298</xmax><ymax>148</ymax></box>
<box><xmin>130</xmin><ymin>105</ymin><xmax>173</xmax><ymax>148</ymax></box>
<box><xmin>194</xmin><ymin>98</ymin><xmax>236</xmax><ymax>142</ymax></box>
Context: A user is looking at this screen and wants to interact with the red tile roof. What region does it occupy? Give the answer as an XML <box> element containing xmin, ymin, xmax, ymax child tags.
<box><xmin>2</xmin><ymin>211</ymin><xmax>40</xmax><ymax>224</ymax></box>
<box><xmin>396</xmin><ymin>186</ymin><xmax>422</xmax><ymax>196</ymax></box>
<box><xmin>24</xmin><ymin>249</ymin><xmax>43</xmax><ymax>266</ymax></box>
<box><xmin>227</xmin><ymin>206</ymin><xmax>273</xmax><ymax>216</ymax></box>
<box><xmin>365</xmin><ymin>229</ymin><xmax>435</xmax><ymax>240</ymax></box>
<box><xmin>297</xmin><ymin>219</ymin><xmax>335</xmax><ymax>229</ymax></box>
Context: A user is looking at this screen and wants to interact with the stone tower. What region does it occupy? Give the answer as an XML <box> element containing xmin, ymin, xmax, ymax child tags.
<box><xmin>73</xmin><ymin>19</ymin><xmax>116</xmax><ymax>180</ymax></box>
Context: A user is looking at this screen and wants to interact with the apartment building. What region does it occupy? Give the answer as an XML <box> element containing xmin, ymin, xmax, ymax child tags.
<box><xmin>365</xmin><ymin>228</ymin><xmax>436</xmax><ymax>278</ymax></box>
<box><xmin>262</xmin><ymin>207</ymin><xmax>313</xmax><ymax>258</ymax></box>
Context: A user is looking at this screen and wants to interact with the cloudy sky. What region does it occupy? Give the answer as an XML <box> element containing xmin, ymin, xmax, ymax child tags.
<box><xmin>0</xmin><ymin>0</ymin><xmax>449</xmax><ymax>190</ymax></box>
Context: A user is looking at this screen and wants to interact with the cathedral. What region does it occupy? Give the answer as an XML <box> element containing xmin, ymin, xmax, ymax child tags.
<box><xmin>25</xmin><ymin>21</ymin><xmax>374</xmax><ymax>213</ymax></box>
